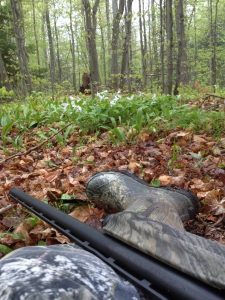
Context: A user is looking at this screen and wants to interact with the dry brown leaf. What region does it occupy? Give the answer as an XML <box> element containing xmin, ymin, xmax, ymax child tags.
<box><xmin>158</xmin><ymin>175</ymin><xmax>185</xmax><ymax>186</ymax></box>
<box><xmin>193</xmin><ymin>135</ymin><xmax>207</xmax><ymax>144</ymax></box>
<box><xmin>128</xmin><ymin>160</ymin><xmax>142</xmax><ymax>173</ymax></box>
<box><xmin>69</xmin><ymin>206</ymin><xmax>92</xmax><ymax>222</ymax></box>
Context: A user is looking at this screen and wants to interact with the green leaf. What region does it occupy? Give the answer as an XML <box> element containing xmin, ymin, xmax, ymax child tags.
<box><xmin>150</xmin><ymin>179</ymin><xmax>161</xmax><ymax>188</ymax></box>
<box><xmin>0</xmin><ymin>244</ymin><xmax>12</xmax><ymax>255</ymax></box>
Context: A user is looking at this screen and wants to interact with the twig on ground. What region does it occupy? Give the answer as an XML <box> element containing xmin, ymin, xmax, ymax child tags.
<box><xmin>0</xmin><ymin>123</ymin><xmax>74</xmax><ymax>165</ymax></box>
<box><xmin>0</xmin><ymin>204</ymin><xmax>14</xmax><ymax>214</ymax></box>
<box><xmin>203</xmin><ymin>93</ymin><xmax>225</xmax><ymax>101</ymax></box>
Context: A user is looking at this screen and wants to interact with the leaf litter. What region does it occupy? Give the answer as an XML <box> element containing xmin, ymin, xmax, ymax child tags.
<box><xmin>0</xmin><ymin>126</ymin><xmax>225</xmax><ymax>256</ymax></box>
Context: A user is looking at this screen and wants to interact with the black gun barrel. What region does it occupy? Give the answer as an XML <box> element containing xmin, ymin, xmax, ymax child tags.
<box><xmin>9</xmin><ymin>187</ymin><xmax>225</xmax><ymax>300</ymax></box>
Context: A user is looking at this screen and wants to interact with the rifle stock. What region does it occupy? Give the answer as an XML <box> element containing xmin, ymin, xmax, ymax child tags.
<box><xmin>9</xmin><ymin>187</ymin><xmax>225</xmax><ymax>300</ymax></box>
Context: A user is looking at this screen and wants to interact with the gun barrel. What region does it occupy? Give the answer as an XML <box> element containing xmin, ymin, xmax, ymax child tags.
<box><xmin>9</xmin><ymin>187</ymin><xmax>225</xmax><ymax>300</ymax></box>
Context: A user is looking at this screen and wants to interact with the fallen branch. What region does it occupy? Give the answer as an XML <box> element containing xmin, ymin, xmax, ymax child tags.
<box><xmin>0</xmin><ymin>123</ymin><xmax>74</xmax><ymax>165</ymax></box>
<box><xmin>0</xmin><ymin>204</ymin><xmax>14</xmax><ymax>214</ymax></box>
<box><xmin>203</xmin><ymin>93</ymin><xmax>225</xmax><ymax>101</ymax></box>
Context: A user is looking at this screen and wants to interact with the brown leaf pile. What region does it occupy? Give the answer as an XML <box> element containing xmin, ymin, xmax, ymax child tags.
<box><xmin>0</xmin><ymin>127</ymin><xmax>225</xmax><ymax>255</ymax></box>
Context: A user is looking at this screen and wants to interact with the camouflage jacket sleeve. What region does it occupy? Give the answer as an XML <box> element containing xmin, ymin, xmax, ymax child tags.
<box><xmin>0</xmin><ymin>244</ymin><xmax>141</xmax><ymax>300</ymax></box>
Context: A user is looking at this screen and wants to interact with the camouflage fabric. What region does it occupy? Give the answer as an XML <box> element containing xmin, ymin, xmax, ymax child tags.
<box><xmin>103</xmin><ymin>211</ymin><xmax>225</xmax><ymax>289</ymax></box>
<box><xmin>87</xmin><ymin>170</ymin><xmax>199</xmax><ymax>230</ymax></box>
<box><xmin>0</xmin><ymin>244</ymin><xmax>141</xmax><ymax>300</ymax></box>
<box><xmin>87</xmin><ymin>171</ymin><xmax>225</xmax><ymax>289</ymax></box>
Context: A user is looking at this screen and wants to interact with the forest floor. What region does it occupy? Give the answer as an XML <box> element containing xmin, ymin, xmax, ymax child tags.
<box><xmin>0</xmin><ymin>93</ymin><xmax>224</xmax><ymax>256</ymax></box>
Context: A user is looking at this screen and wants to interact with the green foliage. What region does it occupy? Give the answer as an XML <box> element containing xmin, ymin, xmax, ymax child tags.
<box><xmin>0</xmin><ymin>244</ymin><xmax>12</xmax><ymax>255</ymax></box>
<box><xmin>0</xmin><ymin>87</ymin><xmax>14</xmax><ymax>98</ymax></box>
<box><xmin>0</xmin><ymin>92</ymin><xmax>224</xmax><ymax>149</ymax></box>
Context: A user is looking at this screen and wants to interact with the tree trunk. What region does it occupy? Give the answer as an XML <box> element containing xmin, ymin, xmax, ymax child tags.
<box><xmin>69</xmin><ymin>0</ymin><xmax>76</xmax><ymax>91</ymax></box>
<box><xmin>151</xmin><ymin>0</ymin><xmax>159</xmax><ymax>83</ymax></box>
<box><xmin>10</xmin><ymin>0</ymin><xmax>32</xmax><ymax>95</ymax></box>
<box><xmin>111</xmin><ymin>0</ymin><xmax>125</xmax><ymax>90</ymax></box>
<box><xmin>147</xmin><ymin>0</ymin><xmax>153</xmax><ymax>91</ymax></box>
<box><xmin>41</xmin><ymin>8</ymin><xmax>48</xmax><ymax>68</ymax></box>
<box><xmin>104</xmin><ymin>0</ymin><xmax>111</xmax><ymax>81</ymax></box>
<box><xmin>105</xmin><ymin>0</ymin><xmax>111</xmax><ymax>42</ymax></box>
<box><xmin>209</xmin><ymin>0</ymin><xmax>219</xmax><ymax>91</ymax></box>
<box><xmin>174</xmin><ymin>0</ymin><xmax>187</xmax><ymax>95</ymax></box>
<box><xmin>0</xmin><ymin>51</ymin><xmax>11</xmax><ymax>90</ymax></box>
<box><xmin>82</xmin><ymin>0</ymin><xmax>100</xmax><ymax>94</ymax></box>
<box><xmin>193</xmin><ymin>0</ymin><xmax>197</xmax><ymax>82</ymax></box>
<box><xmin>165</xmin><ymin>0</ymin><xmax>173</xmax><ymax>95</ymax></box>
<box><xmin>45</xmin><ymin>3</ymin><xmax>56</xmax><ymax>98</ymax></box>
<box><xmin>139</xmin><ymin>0</ymin><xmax>147</xmax><ymax>88</ymax></box>
<box><xmin>120</xmin><ymin>0</ymin><xmax>133</xmax><ymax>90</ymax></box>
<box><xmin>160</xmin><ymin>0</ymin><xmax>165</xmax><ymax>93</ymax></box>
<box><xmin>53</xmin><ymin>1</ymin><xmax>62</xmax><ymax>82</ymax></box>
<box><xmin>99</xmin><ymin>8</ymin><xmax>107</xmax><ymax>86</ymax></box>
<box><xmin>32</xmin><ymin>0</ymin><xmax>40</xmax><ymax>70</ymax></box>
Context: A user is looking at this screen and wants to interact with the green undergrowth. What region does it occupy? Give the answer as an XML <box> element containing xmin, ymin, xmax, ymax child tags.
<box><xmin>0</xmin><ymin>91</ymin><xmax>224</xmax><ymax>149</ymax></box>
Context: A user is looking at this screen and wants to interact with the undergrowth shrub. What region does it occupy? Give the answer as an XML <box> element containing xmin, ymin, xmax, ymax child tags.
<box><xmin>0</xmin><ymin>92</ymin><xmax>224</xmax><ymax>148</ymax></box>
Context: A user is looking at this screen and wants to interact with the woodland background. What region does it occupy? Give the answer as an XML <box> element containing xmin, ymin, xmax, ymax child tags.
<box><xmin>0</xmin><ymin>0</ymin><xmax>225</xmax><ymax>97</ymax></box>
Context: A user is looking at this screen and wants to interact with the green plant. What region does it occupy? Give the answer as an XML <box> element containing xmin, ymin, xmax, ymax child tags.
<box><xmin>168</xmin><ymin>144</ymin><xmax>181</xmax><ymax>170</ymax></box>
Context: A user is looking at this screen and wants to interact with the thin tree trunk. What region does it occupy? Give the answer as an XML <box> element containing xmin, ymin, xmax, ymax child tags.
<box><xmin>82</xmin><ymin>0</ymin><xmax>100</xmax><ymax>94</ymax></box>
<box><xmin>111</xmin><ymin>0</ymin><xmax>125</xmax><ymax>89</ymax></box>
<box><xmin>147</xmin><ymin>0</ymin><xmax>153</xmax><ymax>91</ymax></box>
<box><xmin>105</xmin><ymin>0</ymin><xmax>111</xmax><ymax>41</ymax></box>
<box><xmin>139</xmin><ymin>0</ymin><xmax>147</xmax><ymax>88</ymax></box>
<box><xmin>174</xmin><ymin>0</ymin><xmax>187</xmax><ymax>95</ymax></box>
<box><xmin>41</xmin><ymin>9</ymin><xmax>48</xmax><ymax>68</ymax></box>
<box><xmin>165</xmin><ymin>0</ymin><xmax>173</xmax><ymax>95</ymax></box>
<box><xmin>69</xmin><ymin>0</ymin><xmax>76</xmax><ymax>91</ymax></box>
<box><xmin>160</xmin><ymin>0</ymin><xmax>165</xmax><ymax>93</ymax></box>
<box><xmin>99</xmin><ymin>8</ymin><xmax>107</xmax><ymax>86</ymax></box>
<box><xmin>193</xmin><ymin>0</ymin><xmax>197</xmax><ymax>81</ymax></box>
<box><xmin>45</xmin><ymin>3</ymin><xmax>56</xmax><ymax>98</ymax></box>
<box><xmin>210</xmin><ymin>0</ymin><xmax>219</xmax><ymax>91</ymax></box>
<box><xmin>120</xmin><ymin>0</ymin><xmax>133</xmax><ymax>90</ymax></box>
<box><xmin>151</xmin><ymin>0</ymin><xmax>159</xmax><ymax>82</ymax></box>
<box><xmin>53</xmin><ymin>1</ymin><xmax>62</xmax><ymax>82</ymax></box>
<box><xmin>142</xmin><ymin>0</ymin><xmax>148</xmax><ymax>87</ymax></box>
<box><xmin>32</xmin><ymin>0</ymin><xmax>40</xmax><ymax>70</ymax></box>
<box><xmin>10</xmin><ymin>0</ymin><xmax>32</xmax><ymax>95</ymax></box>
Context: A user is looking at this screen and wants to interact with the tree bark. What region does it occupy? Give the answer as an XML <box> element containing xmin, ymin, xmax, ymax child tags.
<box><xmin>45</xmin><ymin>2</ymin><xmax>56</xmax><ymax>97</ymax></box>
<box><xmin>53</xmin><ymin>0</ymin><xmax>62</xmax><ymax>82</ymax></box>
<box><xmin>147</xmin><ymin>0</ymin><xmax>153</xmax><ymax>91</ymax></box>
<box><xmin>82</xmin><ymin>0</ymin><xmax>100</xmax><ymax>94</ymax></box>
<box><xmin>99</xmin><ymin>8</ymin><xmax>107</xmax><ymax>86</ymax></box>
<box><xmin>41</xmin><ymin>7</ymin><xmax>48</xmax><ymax>68</ymax></box>
<box><xmin>139</xmin><ymin>0</ymin><xmax>147</xmax><ymax>88</ymax></box>
<box><xmin>10</xmin><ymin>0</ymin><xmax>32</xmax><ymax>95</ymax></box>
<box><xmin>160</xmin><ymin>0</ymin><xmax>165</xmax><ymax>93</ymax></box>
<box><xmin>165</xmin><ymin>0</ymin><xmax>173</xmax><ymax>95</ymax></box>
<box><xmin>0</xmin><ymin>51</ymin><xmax>11</xmax><ymax>90</ymax></box>
<box><xmin>120</xmin><ymin>0</ymin><xmax>133</xmax><ymax>90</ymax></box>
<box><xmin>32</xmin><ymin>0</ymin><xmax>40</xmax><ymax>70</ymax></box>
<box><xmin>111</xmin><ymin>0</ymin><xmax>125</xmax><ymax>89</ymax></box>
<box><xmin>151</xmin><ymin>0</ymin><xmax>159</xmax><ymax>82</ymax></box>
<box><xmin>174</xmin><ymin>0</ymin><xmax>187</xmax><ymax>95</ymax></box>
<box><xmin>209</xmin><ymin>0</ymin><xmax>219</xmax><ymax>91</ymax></box>
<box><xmin>69</xmin><ymin>0</ymin><xmax>76</xmax><ymax>91</ymax></box>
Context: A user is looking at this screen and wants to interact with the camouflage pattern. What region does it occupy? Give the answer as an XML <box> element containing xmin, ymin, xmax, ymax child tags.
<box><xmin>87</xmin><ymin>171</ymin><xmax>225</xmax><ymax>289</ymax></box>
<box><xmin>0</xmin><ymin>244</ymin><xmax>141</xmax><ymax>300</ymax></box>
<box><xmin>103</xmin><ymin>211</ymin><xmax>225</xmax><ymax>289</ymax></box>
<box><xmin>87</xmin><ymin>171</ymin><xmax>199</xmax><ymax>229</ymax></box>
